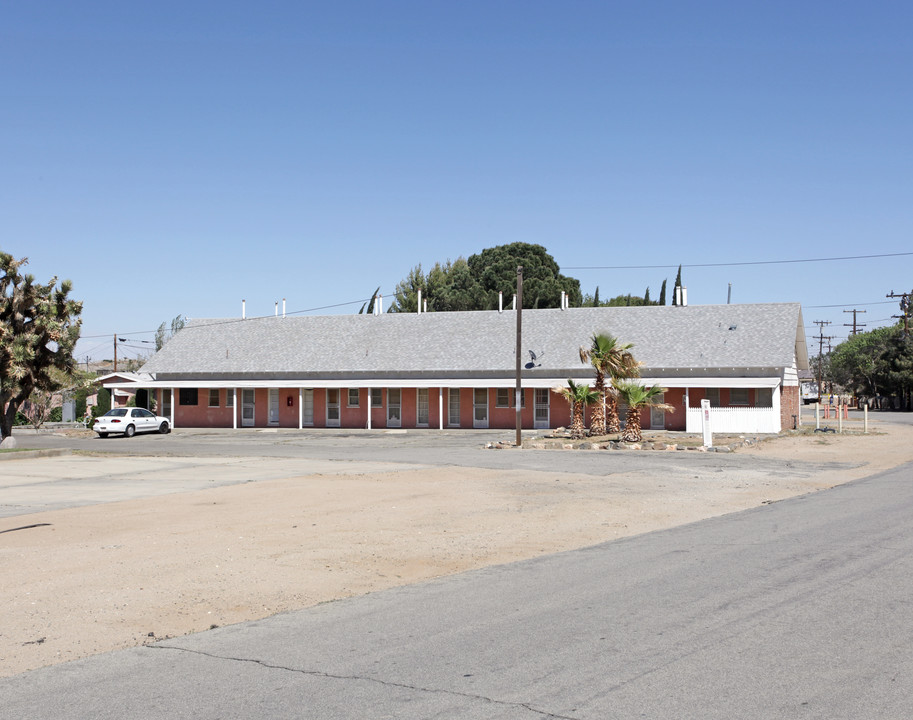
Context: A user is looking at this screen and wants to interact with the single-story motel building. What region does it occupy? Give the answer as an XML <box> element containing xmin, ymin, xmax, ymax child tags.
<box><xmin>102</xmin><ymin>303</ymin><xmax>808</xmax><ymax>435</ymax></box>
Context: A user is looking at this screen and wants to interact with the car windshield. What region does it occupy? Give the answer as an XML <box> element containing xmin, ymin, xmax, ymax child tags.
<box><xmin>105</xmin><ymin>409</ymin><xmax>129</xmax><ymax>417</ymax></box>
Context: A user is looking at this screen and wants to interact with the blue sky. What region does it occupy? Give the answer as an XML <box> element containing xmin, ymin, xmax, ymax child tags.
<box><xmin>3</xmin><ymin>1</ymin><xmax>911</xmax><ymax>363</ymax></box>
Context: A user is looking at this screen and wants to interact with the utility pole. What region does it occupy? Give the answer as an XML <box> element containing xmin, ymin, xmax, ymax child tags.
<box><xmin>812</xmin><ymin>320</ymin><xmax>833</xmax><ymax>394</ymax></box>
<box><xmin>515</xmin><ymin>266</ymin><xmax>523</xmax><ymax>448</ymax></box>
<box><xmin>113</xmin><ymin>334</ymin><xmax>118</xmax><ymax>372</ymax></box>
<box><xmin>843</xmin><ymin>308</ymin><xmax>866</xmax><ymax>336</ymax></box>
<box><xmin>887</xmin><ymin>291</ymin><xmax>911</xmax><ymax>337</ymax></box>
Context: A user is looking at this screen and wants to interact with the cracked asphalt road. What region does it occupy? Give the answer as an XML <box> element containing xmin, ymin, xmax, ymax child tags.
<box><xmin>3</xmin><ymin>460</ymin><xmax>913</xmax><ymax>719</ymax></box>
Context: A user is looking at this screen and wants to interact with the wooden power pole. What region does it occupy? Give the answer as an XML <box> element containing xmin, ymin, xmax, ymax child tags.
<box><xmin>515</xmin><ymin>266</ymin><xmax>523</xmax><ymax>447</ymax></box>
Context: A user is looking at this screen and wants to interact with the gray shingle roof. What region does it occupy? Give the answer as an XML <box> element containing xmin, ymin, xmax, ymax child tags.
<box><xmin>140</xmin><ymin>303</ymin><xmax>806</xmax><ymax>381</ymax></box>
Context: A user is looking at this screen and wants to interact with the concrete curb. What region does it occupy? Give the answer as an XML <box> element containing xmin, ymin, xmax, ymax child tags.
<box><xmin>0</xmin><ymin>448</ymin><xmax>72</xmax><ymax>461</ymax></box>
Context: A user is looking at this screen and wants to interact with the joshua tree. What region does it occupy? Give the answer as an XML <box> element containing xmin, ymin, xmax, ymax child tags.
<box><xmin>551</xmin><ymin>379</ymin><xmax>598</xmax><ymax>439</ymax></box>
<box><xmin>1</xmin><ymin>253</ymin><xmax>82</xmax><ymax>440</ymax></box>
<box><xmin>613</xmin><ymin>381</ymin><xmax>674</xmax><ymax>443</ymax></box>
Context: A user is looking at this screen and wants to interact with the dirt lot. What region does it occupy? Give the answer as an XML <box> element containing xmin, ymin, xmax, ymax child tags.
<box><xmin>2</xmin><ymin>423</ymin><xmax>911</xmax><ymax>678</ymax></box>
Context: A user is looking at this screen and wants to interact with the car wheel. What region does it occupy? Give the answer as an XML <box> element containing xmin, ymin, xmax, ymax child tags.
<box><xmin>124</xmin><ymin>424</ymin><xmax>136</xmax><ymax>438</ymax></box>
<box><xmin>97</xmin><ymin>432</ymin><xmax>108</xmax><ymax>439</ymax></box>
<box><xmin>159</xmin><ymin>421</ymin><xmax>170</xmax><ymax>434</ymax></box>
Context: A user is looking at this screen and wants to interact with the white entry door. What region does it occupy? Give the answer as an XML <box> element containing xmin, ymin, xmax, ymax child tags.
<box><xmin>241</xmin><ymin>389</ymin><xmax>255</xmax><ymax>427</ymax></box>
<box><xmin>534</xmin><ymin>388</ymin><xmax>550</xmax><ymax>428</ymax></box>
<box><xmin>473</xmin><ymin>388</ymin><xmax>488</xmax><ymax>428</ymax></box>
<box><xmin>268</xmin><ymin>388</ymin><xmax>280</xmax><ymax>425</ymax></box>
<box><xmin>387</xmin><ymin>388</ymin><xmax>401</xmax><ymax>427</ymax></box>
<box><xmin>326</xmin><ymin>389</ymin><xmax>340</xmax><ymax>427</ymax></box>
<box><xmin>416</xmin><ymin>388</ymin><xmax>429</xmax><ymax>426</ymax></box>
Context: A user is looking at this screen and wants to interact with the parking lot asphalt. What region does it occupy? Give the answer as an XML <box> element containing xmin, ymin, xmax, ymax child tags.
<box><xmin>3</xmin><ymin>408</ymin><xmax>902</xmax><ymax>519</ymax></box>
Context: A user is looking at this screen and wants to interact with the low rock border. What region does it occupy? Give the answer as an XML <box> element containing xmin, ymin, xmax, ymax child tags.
<box><xmin>488</xmin><ymin>433</ymin><xmax>766</xmax><ymax>453</ymax></box>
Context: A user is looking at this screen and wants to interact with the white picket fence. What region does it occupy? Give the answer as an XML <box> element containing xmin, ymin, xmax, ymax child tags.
<box><xmin>685</xmin><ymin>406</ymin><xmax>779</xmax><ymax>434</ymax></box>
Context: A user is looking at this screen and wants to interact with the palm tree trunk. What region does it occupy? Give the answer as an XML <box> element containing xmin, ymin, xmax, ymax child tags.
<box><xmin>605</xmin><ymin>395</ymin><xmax>621</xmax><ymax>434</ymax></box>
<box><xmin>571</xmin><ymin>401</ymin><xmax>586</xmax><ymax>439</ymax></box>
<box><xmin>621</xmin><ymin>407</ymin><xmax>642</xmax><ymax>442</ymax></box>
<box><xmin>590</xmin><ymin>374</ymin><xmax>606</xmax><ymax>436</ymax></box>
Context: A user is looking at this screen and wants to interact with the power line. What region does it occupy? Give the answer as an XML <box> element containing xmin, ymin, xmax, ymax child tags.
<box><xmin>564</xmin><ymin>251</ymin><xmax>913</xmax><ymax>270</ymax></box>
<box><xmin>804</xmin><ymin>300</ymin><xmax>895</xmax><ymax>309</ymax></box>
<box><xmin>78</xmin><ymin>293</ymin><xmax>390</xmax><ymax>340</ymax></box>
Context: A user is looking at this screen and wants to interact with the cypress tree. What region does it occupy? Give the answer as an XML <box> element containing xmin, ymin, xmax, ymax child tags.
<box><xmin>659</xmin><ymin>279</ymin><xmax>667</xmax><ymax>306</ymax></box>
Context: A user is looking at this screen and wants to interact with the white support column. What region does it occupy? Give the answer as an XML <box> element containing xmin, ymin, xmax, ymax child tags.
<box><xmin>438</xmin><ymin>387</ymin><xmax>444</xmax><ymax>429</ymax></box>
<box><xmin>170</xmin><ymin>388</ymin><xmax>175</xmax><ymax>429</ymax></box>
<box><xmin>367</xmin><ymin>389</ymin><xmax>372</xmax><ymax>430</ymax></box>
<box><xmin>773</xmin><ymin>381</ymin><xmax>782</xmax><ymax>432</ymax></box>
<box><xmin>298</xmin><ymin>388</ymin><xmax>303</xmax><ymax>429</ymax></box>
<box><xmin>233</xmin><ymin>388</ymin><xmax>239</xmax><ymax>429</ymax></box>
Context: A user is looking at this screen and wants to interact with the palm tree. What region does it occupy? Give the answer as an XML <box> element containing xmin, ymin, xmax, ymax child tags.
<box><xmin>551</xmin><ymin>379</ymin><xmax>599</xmax><ymax>439</ymax></box>
<box><xmin>579</xmin><ymin>333</ymin><xmax>639</xmax><ymax>436</ymax></box>
<box><xmin>613</xmin><ymin>381</ymin><xmax>674</xmax><ymax>443</ymax></box>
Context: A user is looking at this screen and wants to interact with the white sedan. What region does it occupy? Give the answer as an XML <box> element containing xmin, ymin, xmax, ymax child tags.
<box><xmin>94</xmin><ymin>408</ymin><xmax>171</xmax><ymax>438</ymax></box>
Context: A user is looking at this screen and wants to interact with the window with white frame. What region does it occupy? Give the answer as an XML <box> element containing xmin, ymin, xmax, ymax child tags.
<box><xmin>370</xmin><ymin>388</ymin><xmax>383</xmax><ymax>407</ymax></box>
<box><xmin>756</xmin><ymin>387</ymin><xmax>773</xmax><ymax>407</ymax></box>
<box><xmin>226</xmin><ymin>389</ymin><xmax>234</xmax><ymax>407</ymax></box>
<box><xmin>347</xmin><ymin>388</ymin><xmax>360</xmax><ymax>407</ymax></box>
<box><xmin>209</xmin><ymin>389</ymin><xmax>220</xmax><ymax>407</ymax></box>
<box><xmin>496</xmin><ymin>388</ymin><xmax>526</xmax><ymax>408</ymax></box>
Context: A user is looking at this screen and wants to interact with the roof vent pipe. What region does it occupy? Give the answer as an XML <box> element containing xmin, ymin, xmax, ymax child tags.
<box><xmin>727</xmin><ymin>283</ymin><xmax>731</xmax><ymax>304</ymax></box>
<box><xmin>417</xmin><ymin>289</ymin><xmax>422</xmax><ymax>314</ymax></box>
<box><xmin>560</xmin><ymin>291</ymin><xmax>565</xmax><ymax>309</ymax></box>
<box><xmin>499</xmin><ymin>291</ymin><xmax>503</xmax><ymax>313</ymax></box>
<box><xmin>242</xmin><ymin>299</ymin><xmax>246</xmax><ymax>320</ymax></box>
<box><xmin>512</xmin><ymin>294</ymin><xmax>517</xmax><ymax>310</ymax></box>
<box><xmin>424</xmin><ymin>298</ymin><xmax>428</xmax><ymax>312</ymax></box>
<box><xmin>675</xmin><ymin>286</ymin><xmax>682</xmax><ymax>306</ymax></box>
<box><xmin>375</xmin><ymin>294</ymin><xmax>383</xmax><ymax>315</ymax></box>
<box><xmin>282</xmin><ymin>298</ymin><xmax>286</xmax><ymax>318</ymax></box>
<box><xmin>682</xmin><ymin>287</ymin><xmax>688</xmax><ymax>307</ymax></box>
<box><xmin>275</xmin><ymin>301</ymin><xmax>279</xmax><ymax>317</ymax></box>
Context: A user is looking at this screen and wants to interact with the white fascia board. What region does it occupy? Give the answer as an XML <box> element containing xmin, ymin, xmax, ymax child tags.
<box><xmin>103</xmin><ymin>377</ymin><xmax>585</xmax><ymax>390</ymax></box>
<box><xmin>105</xmin><ymin>375</ymin><xmax>780</xmax><ymax>390</ymax></box>
<box><xmin>639</xmin><ymin>377</ymin><xmax>781</xmax><ymax>388</ymax></box>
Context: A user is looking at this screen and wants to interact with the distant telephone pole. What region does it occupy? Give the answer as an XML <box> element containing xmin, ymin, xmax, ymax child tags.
<box><xmin>887</xmin><ymin>291</ymin><xmax>911</xmax><ymax>337</ymax></box>
<box><xmin>812</xmin><ymin>320</ymin><xmax>833</xmax><ymax>392</ymax></box>
<box><xmin>843</xmin><ymin>308</ymin><xmax>866</xmax><ymax>336</ymax></box>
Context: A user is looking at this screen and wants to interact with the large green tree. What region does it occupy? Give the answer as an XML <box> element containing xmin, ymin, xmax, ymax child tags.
<box><xmin>390</xmin><ymin>244</ymin><xmax>581</xmax><ymax>312</ymax></box>
<box><xmin>829</xmin><ymin>324</ymin><xmax>913</xmax><ymax>408</ymax></box>
<box><xmin>466</xmin><ymin>243</ymin><xmax>582</xmax><ymax>309</ymax></box>
<box><xmin>1</xmin><ymin>253</ymin><xmax>83</xmax><ymax>439</ymax></box>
